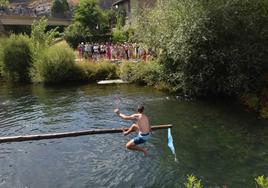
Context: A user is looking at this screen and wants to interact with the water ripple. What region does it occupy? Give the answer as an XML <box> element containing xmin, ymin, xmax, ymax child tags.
<box><xmin>0</xmin><ymin>84</ymin><xmax>268</xmax><ymax>188</ymax></box>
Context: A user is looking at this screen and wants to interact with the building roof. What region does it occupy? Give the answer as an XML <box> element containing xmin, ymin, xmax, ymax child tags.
<box><xmin>98</xmin><ymin>0</ymin><xmax>118</xmax><ymax>9</ymax></box>
<box><xmin>112</xmin><ymin>0</ymin><xmax>128</xmax><ymax>6</ymax></box>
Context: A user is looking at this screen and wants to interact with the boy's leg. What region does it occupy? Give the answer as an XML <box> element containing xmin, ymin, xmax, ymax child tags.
<box><xmin>126</xmin><ymin>140</ymin><xmax>148</xmax><ymax>156</ymax></box>
<box><xmin>123</xmin><ymin>124</ymin><xmax>139</xmax><ymax>136</ymax></box>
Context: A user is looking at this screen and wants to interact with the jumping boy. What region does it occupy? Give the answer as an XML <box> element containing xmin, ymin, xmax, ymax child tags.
<box><xmin>114</xmin><ymin>105</ymin><xmax>151</xmax><ymax>156</ymax></box>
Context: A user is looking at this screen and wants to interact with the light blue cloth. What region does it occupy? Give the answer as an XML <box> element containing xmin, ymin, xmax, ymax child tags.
<box><xmin>168</xmin><ymin>128</ymin><xmax>176</xmax><ymax>155</ymax></box>
<box><xmin>168</xmin><ymin>128</ymin><xmax>178</xmax><ymax>162</ymax></box>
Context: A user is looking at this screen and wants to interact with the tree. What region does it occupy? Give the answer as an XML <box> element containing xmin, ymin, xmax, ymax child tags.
<box><xmin>64</xmin><ymin>0</ymin><xmax>110</xmax><ymax>46</ymax></box>
<box><xmin>64</xmin><ymin>22</ymin><xmax>90</xmax><ymax>48</ymax></box>
<box><xmin>31</xmin><ymin>17</ymin><xmax>59</xmax><ymax>48</ymax></box>
<box><xmin>114</xmin><ymin>7</ymin><xmax>127</xmax><ymax>28</ymax></box>
<box><xmin>73</xmin><ymin>0</ymin><xmax>108</xmax><ymax>35</ymax></box>
<box><xmin>133</xmin><ymin>0</ymin><xmax>268</xmax><ymax>97</ymax></box>
<box><xmin>0</xmin><ymin>0</ymin><xmax>9</xmax><ymax>7</ymax></box>
<box><xmin>51</xmin><ymin>0</ymin><xmax>70</xmax><ymax>17</ymax></box>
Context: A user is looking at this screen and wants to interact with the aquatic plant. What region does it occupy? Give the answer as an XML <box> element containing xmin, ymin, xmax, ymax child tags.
<box><xmin>255</xmin><ymin>176</ymin><xmax>268</xmax><ymax>188</ymax></box>
<box><xmin>184</xmin><ymin>175</ymin><xmax>203</xmax><ymax>188</ymax></box>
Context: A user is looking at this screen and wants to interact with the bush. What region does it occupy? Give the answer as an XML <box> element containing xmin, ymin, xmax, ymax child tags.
<box><xmin>119</xmin><ymin>61</ymin><xmax>163</xmax><ymax>86</ymax></box>
<box><xmin>74</xmin><ymin>61</ymin><xmax>119</xmax><ymax>82</ymax></box>
<box><xmin>134</xmin><ymin>0</ymin><xmax>268</xmax><ymax>96</ymax></box>
<box><xmin>95</xmin><ymin>61</ymin><xmax>118</xmax><ymax>80</ymax></box>
<box><xmin>30</xmin><ymin>35</ymin><xmax>119</xmax><ymax>84</ymax></box>
<box><xmin>2</xmin><ymin>34</ymin><xmax>33</xmax><ymax>82</ymax></box>
<box><xmin>71</xmin><ymin>62</ymin><xmax>98</xmax><ymax>82</ymax></box>
<box><xmin>119</xmin><ymin>61</ymin><xmax>135</xmax><ymax>82</ymax></box>
<box><xmin>35</xmin><ymin>43</ymin><xmax>75</xmax><ymax>84</ymax></box>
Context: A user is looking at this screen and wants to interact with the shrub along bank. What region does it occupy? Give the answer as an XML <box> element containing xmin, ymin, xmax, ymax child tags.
<box><xmin>118</xmin><ymin>61</ymin><xmax>162</xmax><ymax>87</ymax></box>
<box><xmin>72</xmin><ymin>61</ymin><xmax>118</xmax><ymax>83</ymax></box>
<box><xmin>128</xmin><ymin>0</ymin><xmax>268</xmax><ymax>117</ymax></box>
<box><xmin>132</xmin><ymin>0</ymin><xmax>268</xmax><ymax>97</ymax></box>
<box><xmin>1</xmin><ymin>35</ymin><xmax>33</xmax><ymax>82</ymax></box>
<box><xmin>0</xmin><ymin>17</ymin><xmax>118</xmax><ymax>85</ymax></box>
<box><xmin>32</xmin><ymin>43</ymin><xmax>76</xmax><ymax>84</ymax></box>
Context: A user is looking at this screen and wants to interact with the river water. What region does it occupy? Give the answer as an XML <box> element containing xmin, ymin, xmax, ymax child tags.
<box><xmin>0</xmin><ymin>83</ymin><xmax>267</xmax><ymax>188</ymax></box>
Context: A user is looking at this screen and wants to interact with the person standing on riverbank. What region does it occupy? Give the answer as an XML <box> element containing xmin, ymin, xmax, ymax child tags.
<box><xmin>114</xmin><ymin>105</ymin><xmax>151</xmax><ymax>156</ymax></box>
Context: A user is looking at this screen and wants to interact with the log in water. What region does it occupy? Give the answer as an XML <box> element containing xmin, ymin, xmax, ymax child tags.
<box><xmin>0</xmin><ymin>124</ymin><xmax>172</xmax><ymax>143</ymax></box>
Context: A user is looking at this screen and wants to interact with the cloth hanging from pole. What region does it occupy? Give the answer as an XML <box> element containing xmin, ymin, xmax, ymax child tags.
<box><xmin>168</xmin><ymin>128</ymin><xmax>178</xmax><ymax>162</ymax></box>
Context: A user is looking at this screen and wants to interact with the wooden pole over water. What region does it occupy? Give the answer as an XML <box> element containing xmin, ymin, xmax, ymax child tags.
<box><xmin>0</xmin><ymin>124</ymin><xmax>173</xmax><ymax>144</ymax></box>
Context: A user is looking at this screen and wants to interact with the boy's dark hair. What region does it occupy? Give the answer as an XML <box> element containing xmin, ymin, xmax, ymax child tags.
<box><xmin>137</xmin><ymin>105</ymin><xmax>144</xmax><ymax>113</ymax></box>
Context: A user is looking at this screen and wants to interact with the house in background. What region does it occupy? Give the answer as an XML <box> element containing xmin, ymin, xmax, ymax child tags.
<box><xmin>112</xmin><ymin>0</ymin><xmax>131</xmax><ymax>18</ymax></box>
<box><xmin>112</xmin><ymin>0</ymin><xmax>156</xmax><ymax>20</ymax></box>
<box><xmin>98</xmin><ymin>0</ymin><xmax>118</xmax><ymax>9</ymax></box>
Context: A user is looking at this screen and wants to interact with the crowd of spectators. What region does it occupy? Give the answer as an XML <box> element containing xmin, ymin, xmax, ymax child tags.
<box><xmin>77</xmin><ymin>42</ymin><xmax>156</xmax><ymax>62</ymax></box>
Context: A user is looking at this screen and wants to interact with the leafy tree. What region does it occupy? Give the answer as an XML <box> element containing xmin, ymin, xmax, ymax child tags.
<box><xmin>133</xmin><ymin>0</ymin><xmax>268</xmax><ymax>97</ymax></box>
<box><xmin>0</xmin><ymin>0</ymin><xmax>8</xmax><ymax>7</ymax></box>
<box><xmin>64</xmin><ymin>0</ymin><xmax>110</xmax><ymax>46</ymax></box>
<box><xmin>51</xmin><ymin>0</ymin><xmax>69</xmax><ymax>17</ymax></box>
<box><xmin>105</xmin><ymin>8</ymin><xmax>126</xmax><ymax>31</ymax></box>
<box><xmin>114</xmin><ymin>7</ymin><xmax>126</xmax><ymax>28</ymax></box>
<box><xmin>31</xmin><ymin>17</ymin><xmax>59</xmax><ymax>48</ymax></box>
<box><xmin>73</xmin><ymin>0</ymin><xmax>108</xmax><ymax>35</ymax></box>
<box><xmin>64</xmin><ymin>22</ymin><xmax>90</xmax><ymax>48</ymax></box>
<box><xmin>30</xmin><ymin>17</ymin><xmax>60</xmax><ymax>82</ymax></box>
<box><xmin>109</xmin><ymin>6</ymin><xmax>130</xmax><ymax>42</ymax></box>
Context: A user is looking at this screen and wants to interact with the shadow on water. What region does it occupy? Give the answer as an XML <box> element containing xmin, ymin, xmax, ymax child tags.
<box><xmin>0</xmin><ymin>83</ymin><xmax>268</xmax><ymax>187</ymax></box>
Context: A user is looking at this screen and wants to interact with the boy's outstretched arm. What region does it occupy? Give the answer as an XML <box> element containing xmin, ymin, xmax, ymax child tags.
<box><xmin>114</xmin><ymin>109</ymin><xmax>137</xmax><ymax>120</ymax></box>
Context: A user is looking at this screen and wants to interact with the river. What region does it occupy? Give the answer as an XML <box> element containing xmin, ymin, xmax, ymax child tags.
<box><xmin>0</xmin><ymin>83</ymin><xmax>267</xmax><ymax>188</ymax></box>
